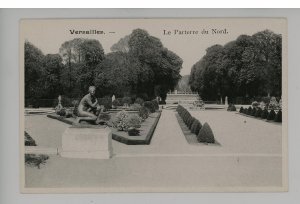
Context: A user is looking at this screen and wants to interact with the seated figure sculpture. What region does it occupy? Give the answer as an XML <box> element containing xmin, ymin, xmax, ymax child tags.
<box><xmin>75</xmin><ymin>86</ymin><xmax>103</xmax><ymax>125</ymax></box>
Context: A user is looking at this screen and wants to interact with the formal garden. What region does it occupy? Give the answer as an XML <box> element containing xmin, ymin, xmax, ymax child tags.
<box><xmin>23</xmin><ymin>27</ymin><xmax>283</xmax><ymax>189</ymax></box>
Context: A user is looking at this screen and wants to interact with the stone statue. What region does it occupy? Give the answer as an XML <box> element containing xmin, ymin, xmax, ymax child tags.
<box><xmin>225</xmin><ymin>96</ymin><xmax>228</xmax><ymax>106</ymax></box>
<box><xmin>75</xmin><ymin>86</ymin><xmax>102</xmax><ymax>124</ymax></box>
<box><xmin>112</xmin><ymin>95</ymin><xmax>116</xmax><ymax>102</ymax></box>
<box><xmin>55</xmin><ymin>95</ymin><xmax>63</xmax><ymax>112</ymax></box>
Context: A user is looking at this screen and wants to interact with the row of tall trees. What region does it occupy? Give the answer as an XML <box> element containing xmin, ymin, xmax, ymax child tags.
<box><xmin>25</xmin><ymin>29</ymin><xmax>183</xmax><ymax>103</ymax></box>
<box><xmin>189</xmin><ymin>30</ymin><xmax>282</xmax><ymax>102</ymax></box>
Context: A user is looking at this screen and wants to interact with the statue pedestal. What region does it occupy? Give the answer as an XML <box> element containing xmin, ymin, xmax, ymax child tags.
<box><xmin>61</xmin><ymin>126</ymin><xmax>112</xmax><ymax>159</ymax></box>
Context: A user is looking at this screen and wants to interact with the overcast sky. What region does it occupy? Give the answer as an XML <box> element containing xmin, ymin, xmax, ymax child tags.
<box><xmin>21</xmin><ymin>18</ymin><xmax>286</xmax><ymax>75</ymax></box>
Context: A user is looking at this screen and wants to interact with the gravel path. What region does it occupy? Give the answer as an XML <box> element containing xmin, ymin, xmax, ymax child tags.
<box><xmin>24</xmin><ymin>109</ymin><xmax>283</xmax><ymax>190</ymax></box>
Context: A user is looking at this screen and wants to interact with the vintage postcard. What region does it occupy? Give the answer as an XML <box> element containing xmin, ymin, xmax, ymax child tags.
<box><xmin>20</xmin><ymin>18</ymin><xmax>288</xmax><ymax>193</ymax></box>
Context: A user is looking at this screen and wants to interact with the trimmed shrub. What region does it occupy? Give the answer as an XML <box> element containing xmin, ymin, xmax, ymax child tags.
<box><xmin>188</xmin><ymin>117</ymin><xmax>196</xmax><ymax>129</ymax></box>
<box><xmin>247</xmin><ymin>107</ymin><xmax>253</xmax><ymax>115</ymax></box>
<box><xmin>279</xmin><ymin>99</ymin><xmax>282</xmax><ymax>109</ymax></box>
<box><xmin>251</xmin><ymin>108</ymin><xmax>257</xmax><ymax>116</ymax></box>
<box><xmin>261</xmin><ymin>96</ymin><xmax>271</xmax><ymax>105</ymax></box>
<box><xmin>259</xmin><ymin>101</ymin><xmax>266</xmax><ymax>109</ymax></box>
<box><xmin>57</xmin><ymin>108</ymin><xmax>66</xmax><ymax>116</ymax></box>
<box><xmin>25</xmin><ymin>154</ymin><xmax>49</xmax><ymax>169</ymax></box>
<box><xmin>144</xmin><ymin>101</ymin><xmax>156</xmax><ymax>113</ymax></box>
<box><xmin>152</xmin><ymin>99</ymin><xmax>159</xmax><ymax>111</ymax></box>
<box><xmin>138</xmin><ymin>106</ymin><xmax>149</xmax><ymax>120</ymax></box>
<box><xmin>112</xmin><ymin>99</ymin><xmax>121</xmax><ymax>107</ymax></box>
<box><xmin>25</xmin><ymin>131</ymin><xmax>36</xmax><ymax>146</ymax></box>
<box><xmin>113</xmin><ymin>110</ymin><xmax>130</xmax><ymax>131</ymax></box>
<box><xmin>128</xmin><ymin>103</ymin><xmax>142</xmax><ymax>111</ymax></box>
<box><xmin>251</xmin><ymin>101</ymin><xmax>259</xmax><ymax>108</ymax></box>
<box><xmin>274</xmin><ymin>110</ymin><xmax>282</xmax><ymax>122</ymax></box>
<box><xmin>261</xmin><ymin>108</ymin><xmax>269</xmax><ymax>119</ymax></box>
<box><xmin>122</xmin><ymin>96</ymin><xmax>132</xmax><ymax>106</ymax></box>
<box><xmin>134</xmin><ymin>97</ymin><xmax>144</xmax><ymax>106</ymax></box>
<box><xmin>268</xmin><ymin>97</ymin><xmax>279</xmax><ymax>110</ymax></box>
<box><xmin>239</xmin><ymin>106</ymin><xmax>244</xmax><ymax>113</ymax></box>
<box><xmin>197</xmin><ymin>122</ymin><xmax>215</xmax><ymax>143</ymax></box>
<box><xmin>242</xmin><ymin>107</ymin><xmax>248</xmax><ymax>114</ymax></box>
<box><xmin>184</xmin><ymin>113</ymin><xmax>192</xmax><ymax>125</ymax></box>
<box><xmin>227</xmin><ymin>104</ymin><xmax>236</xmax><ymax>111</ymax></box>
<box><xmin>127</xmin><ymin>114</ymin><xmax>142</xmax><ymax>129</ymax></box>
<box><xmin>177</xmin><ymin>105</ymin><xmax>183</xmax><ymax>113</ymax></box>
<box><xmin>255</xmin><ymin>107</ymin><xmax>263</xmax><ymax>117</ymax></box>
<box><xmin>267</xmin><ymin>109</ymin><xmax>276</xmax><ymax>121</ymax></box>
<box><xmin>191</xmin><ymin>120</ymin><xmax>202</xmax><ymax>135</ymax></box>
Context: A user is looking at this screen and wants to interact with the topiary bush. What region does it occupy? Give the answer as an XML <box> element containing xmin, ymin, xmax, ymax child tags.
<box><xmin>177</xmin><ymin>105</ymin><xmax>183</xmax><ymax>113</ymax></box>
<box><xmin>127</xmin><ymin>114</ymin><xmax>142</xmax><ymax>129</ymax></box>
<box><xmin>227</xmin><ymin>104</ymin><xmax>236</xmax><ymax>111</ymax></box>
<box><xmin>239</xmin><ymin>106</ymin><xmax>244</xmax><ymax>113</ymax></box>
<box><xmin>134</xmin><ymin>97</ymin><xmax>144</xmax><ymax>106</ymax></box>
<box><xmin>251</xmin><ymin>101</ymin><xmax>259</xmax><ymax>108</ymax></box>
<box><xmin>138</xmin><ymin>106</ymin><xmax>149</xmax><ymax>120</ymax></box>
<box><xmin>151</xmin><ymin>99</ymin><xmax>159</xmax><ymax>111</ymax></box>
<box><xmin>197</xmin><ymin>122</ymin><xmax>215</xmax><ymax>143</ymax></box>
<box><xmin>191</xmin><ymin>120</ymin><xmax>202</xmax><ymax>135</ymax></box>
<box><xmin>188</xmin><ymin>117</ymin><xmax>196</xmax><ymax>129</ymax></box>
<box><xmin>251</xmin><ymin>108</ymin><xmax>257</xmax><ymax>116</ymax></box>
<box><xmin>267</xmin><ymin>109</ymin><xmax>276</xmax><ymax>121</ymax></box>
<box><xmin>128</xmin><ymin>103</ymin><xmax>142</xmax><ymax>111</ymax></box>
<box><xmin>255</xmin><ymin>107</ymin><xmax>262</xmax><ymax>117</ymax></box>
<box><xmin>122</xmin><ymin>96</ymin><xmax>132</xmax><ymax>107</ymax></box>
<box><xmin>279</xmin><ymin>98</ymin><xmax>282</xmax><ymax>109</ymax></box>
<box><xmin>261</xmin><ymin>108</ymin><xmax>269</xmax><ymax>119</ymax></box>
<box><xmin>247</xmin><ymin>107</ymin><xmax>253</xmax><ymax>115</ymax></box>
<box><xmin>113</xmin><ymin>110</ymin><xmax>130</xmax><ymax>131</ymax></box>
<box><xmin>184</xmin><ymin>113</ymin><xmax>192</xmax><ymax>125</ymax></box>
<box><xmin>274</xmin><ymin>110</ymin><xmax>282</xmax><ymax>122</ymax></box>
<box><xmin>143</xmin><ymin>101</ymin><xmax>156</xmax><ymax>113</ymax></box>
<box><xmin>242</xmin><ymin>107</ymin><xmax>248</xmax><ymax>114</ymax></box>
<box><xmin>25</xmin><ymin>154</ymin><xmax>49</xmax><ymax>169</ymax></box>
<box><xmin>57</xmin><ymin>108</ymin><xmax>66</xmax><ymax>116</ymax></box>
<box><xmin>112</xmin><ymin>99</ymin><xmax>121</xmax><ymax>108</ymax></box>
<box><xmin>268</xmin><ymin>97</ymin><xmax>279</xmax><ymax>110</ymax></box>
<box><xmin>25</xmin><ymin>131</ymin><xmax>36</xmax><ymax>146</ymax></box>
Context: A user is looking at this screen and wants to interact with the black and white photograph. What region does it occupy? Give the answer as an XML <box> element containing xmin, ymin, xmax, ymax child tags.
<box><xmin>20</xmin><ymin>18</ymin><xmax>287</xmax><ymax>192</ymax></box>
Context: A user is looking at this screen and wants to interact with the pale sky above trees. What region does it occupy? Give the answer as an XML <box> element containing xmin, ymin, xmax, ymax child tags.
<box><xmin>21</xmin><ymin>18</ymin><xmax>286</xmax><ymax>75</ymax></box>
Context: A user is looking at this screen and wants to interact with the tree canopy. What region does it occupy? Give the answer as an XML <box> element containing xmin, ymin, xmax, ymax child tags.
<box><xmin>25</xmin><ymin>29</ymin><xmax>182</xmax><ymax>104</ymax></box>
<box><xmin>189</xmin><ymin>30</ymin><xmax>282</xmax><ymax>102</ymax></box>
